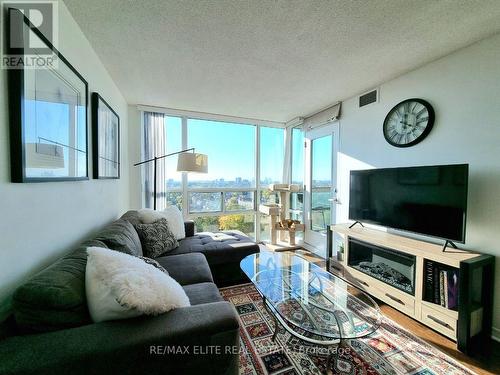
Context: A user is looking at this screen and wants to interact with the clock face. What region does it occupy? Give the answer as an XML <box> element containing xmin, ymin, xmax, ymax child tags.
<box><xmin>383</xmin><ymin>99</ymin><xmax>435</xmax><ymax>147</ymax></box>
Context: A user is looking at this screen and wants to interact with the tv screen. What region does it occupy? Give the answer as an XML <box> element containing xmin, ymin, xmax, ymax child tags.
<box><xmin>349</xmin><ymin>164</ymin><xmax>468</xmax><ymax>242</ymax></box>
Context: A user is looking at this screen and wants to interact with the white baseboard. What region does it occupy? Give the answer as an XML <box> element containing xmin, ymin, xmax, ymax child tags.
<box><xmin>492</xmin><ymin>327</ymin><xmax>500</xmax><ymax>342</ymax></box>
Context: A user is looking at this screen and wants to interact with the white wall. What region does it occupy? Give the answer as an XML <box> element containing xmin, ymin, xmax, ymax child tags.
<box><xmin>0</xmin><ymin>1</ymin><xmax>129</xmax><ymax>320</ymax></box>
<box><xmin>336</xmin><ymin>33</ymin><xmax>500</xmax><ymax>338</ymax></box>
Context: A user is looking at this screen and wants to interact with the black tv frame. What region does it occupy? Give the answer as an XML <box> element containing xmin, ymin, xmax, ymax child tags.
<box><xmin>348</xmin><ymin>163</ymin><xmax>469</xmax><ymax>249</ymax></box>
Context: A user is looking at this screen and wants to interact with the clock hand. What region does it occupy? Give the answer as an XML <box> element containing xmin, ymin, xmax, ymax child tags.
<box><xmin>400</xmin><ymin>120</ymin><xmax>410</xmax><ymax>126</ymax></box>
<box><xmin>401</xmin><ymin>120</ymin><xmax>420</xmax><ymax>129</ymax></box>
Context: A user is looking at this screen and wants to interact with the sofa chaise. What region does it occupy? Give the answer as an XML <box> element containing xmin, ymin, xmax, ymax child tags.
<box><xmin>121</xmin><ymin>210</ymin><xmax>260</xmax><ymax>286</ymax></box>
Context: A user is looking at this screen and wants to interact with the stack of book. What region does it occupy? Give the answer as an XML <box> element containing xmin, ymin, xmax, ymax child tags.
<box><xmin>424</xmin><ymin>261</ymin><xmax>459</xmax><ymax>310</ymax></box>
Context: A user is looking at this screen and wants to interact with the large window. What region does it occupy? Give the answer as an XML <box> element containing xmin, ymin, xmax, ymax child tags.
<box><xmin>311</xmin><ymin>134</ymin><xmax>332</xmax><ymax>233</ymax></box>
<box><xmin>259</xmin><ymin>126</ymin><xmax>284</xmax><ymax>239</ymax></box>
<box><xmin>259</xmin><ymin>127</ymin><xmax>284</xmax><ymax>186</ymax></box>
<box><xmin>186</xmin><ymin>119</ymin><xmax>257</xmax><ymax>237</ymax></box>
<box><xmin>291</xmin><ymin>127</ymin><xmax>304</xmax><ymax>185</ymax></box>
<box><xmin>187</xmin><ymin>119</ymin><xmax>255</xmax><ymax>188</ymax></box>
<box><xmin>289</xmin><ymin>126</ymin><xmax>304</xmax><ymax>240</ymax></box>
<box><xmin>142</xmin><ymin>111</ymin><xmax>287</xmax><ymax>241</ymax></box>
<box><xmin>193</xmin><ymin>214</ymin><xmax>255</xmax><ymax>238</ymax></box>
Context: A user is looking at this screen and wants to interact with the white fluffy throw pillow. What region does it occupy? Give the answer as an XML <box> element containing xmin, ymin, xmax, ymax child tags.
<box><xmin>138</xmin><ymin>206</ymin><xmax>186</xmax><ymax>240</ymax></box>
<box><xmin>138</xmin><ymin>209</ymin><xmax>165</xmax><ymax>224</ymax></box>
<box><xmin>85</xmin><ymin>247</ymin><xmax>190</xmax><ymax>323</ymax></box>
<box><xmin>162</xmin><ymin>205</ymin><xmax>185</xmax><ymax>240</ymax></box>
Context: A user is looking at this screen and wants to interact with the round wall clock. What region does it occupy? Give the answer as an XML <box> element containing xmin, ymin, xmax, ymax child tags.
<box><xmin>383</xmin><ymin>98</ymin><xmax>435</xmax><ymax>147</ymax></box>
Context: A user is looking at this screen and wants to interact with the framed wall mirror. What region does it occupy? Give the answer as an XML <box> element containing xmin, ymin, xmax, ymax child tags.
<box><xmin>8</xmin><ymin>8</ymin><xmax>88</xmax><ymax>182</ymax></box>
<box><xmin>91</xmin><ymin>93</ymin><xmax>120</xmax><ymax>179</ymax></box>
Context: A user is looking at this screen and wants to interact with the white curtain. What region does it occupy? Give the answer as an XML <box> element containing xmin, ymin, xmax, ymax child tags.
<box><xmin>143</xmin><ymin>111</ymin><xmax>167</xmax><ymax>209</ymax></box>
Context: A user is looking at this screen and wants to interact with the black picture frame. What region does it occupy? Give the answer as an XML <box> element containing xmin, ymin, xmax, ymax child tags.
<box><xmin>8</xmin><ymin>8</ymin><xmax>89</xmax><ymax>182</ymax></box>
<box><xmin>92</xmin><ymin>93</ymin><xmax>120</xmax><ymax>179</ymax></box>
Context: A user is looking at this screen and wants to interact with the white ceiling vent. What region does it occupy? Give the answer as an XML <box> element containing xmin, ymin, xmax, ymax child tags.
<box><xmin>359</xmin><ymin>89</ymin><xmax>378</xmax><ymax>108</ymax></box>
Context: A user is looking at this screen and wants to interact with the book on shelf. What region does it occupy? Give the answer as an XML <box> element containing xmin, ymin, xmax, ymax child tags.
<box><xmin>425</xmin><ymin>260</ymin><xmax>434</xmax><ymax>302</ymax></box>
<box><xmin>424</xmin><ymin>261</ymin><xmax>458</xmax><ymax>311</ymax></box>
<box><xmin>433</xmin><ymin>263</ymin><xmax>440</xmax><ymax>304</ymax></box>
<box><xmin>439</xmin><ymin>270</ymin><xmax>445</xmax><ymax>307</ymax></box>
<box><xmin>447</xmin><ymin>270</ymin><xmax>458</xmax><ymax>310</ymax></box>
<box><xmin>443</xmin><ymin>270</ymin><xmax>449</xmax><ymax>308</ymax></box>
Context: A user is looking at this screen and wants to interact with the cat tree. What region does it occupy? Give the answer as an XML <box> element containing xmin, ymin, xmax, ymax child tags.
<box><xmin>259</xmin><ymin>184</ymin><xmax>305</xmax><ymax>250</ymax></box>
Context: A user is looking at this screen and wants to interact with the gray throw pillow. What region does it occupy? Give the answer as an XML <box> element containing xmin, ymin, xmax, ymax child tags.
<box><xmin>135</xmin><ymin>218</ymin><xmax>179</xmax><ymax>258</ymax></box>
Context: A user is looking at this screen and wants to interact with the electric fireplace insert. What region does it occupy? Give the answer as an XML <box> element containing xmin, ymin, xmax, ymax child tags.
<box><xmin>347</xmin><ymin>238</ymin><xmax>416</xmax><ymax>295</ymax></box>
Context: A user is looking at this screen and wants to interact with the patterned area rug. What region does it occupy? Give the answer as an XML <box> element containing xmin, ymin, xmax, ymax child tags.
<box><xmin>220</xmin><ymin>283</ymin><xmax>475</xmax><ymax>375</ymax></box>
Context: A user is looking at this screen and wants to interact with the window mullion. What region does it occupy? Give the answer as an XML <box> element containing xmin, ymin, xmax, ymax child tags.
<box><xmin>181</xmin><ymin>116</ymin><xmax>188</xmax><ymax>218</ymax></box>
<box><xmin>255</xmin><ymin>125</ymin><xmax>260</xmax><ymax>242</ymax></box>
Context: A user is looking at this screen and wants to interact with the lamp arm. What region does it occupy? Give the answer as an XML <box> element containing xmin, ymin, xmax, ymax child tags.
<box><xmin>133</xmin><ymin>148</ymin><xmax>195</xmax><ymax>166</ymax></box>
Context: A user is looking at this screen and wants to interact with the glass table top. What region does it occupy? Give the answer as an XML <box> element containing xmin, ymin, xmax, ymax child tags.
<box><xmin>240</xmin><ymin>251</ymin><xmax>382</xmax><ymax>341</ymax></box>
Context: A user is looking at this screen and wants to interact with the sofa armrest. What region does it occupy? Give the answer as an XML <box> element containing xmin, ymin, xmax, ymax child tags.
<box><xmin>156</xmin><ymin>253</ymin><xmax>213</xmax><ymax>285</ymax></box>
<box><xmin>184</xmin><ymin>220</ymin><xmax>195</xmax><ymax>237</ymax></box>
<box><xmin>0</xmin><ymin>302</ymin><xmax>239</xmax><ymax>375</ymax></box>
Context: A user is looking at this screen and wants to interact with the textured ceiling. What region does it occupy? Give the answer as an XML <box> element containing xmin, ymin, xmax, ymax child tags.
<box><xmin>64</xmin><ymin>0</ymin><xmax>500</xmax><ymax>122</ymax></box>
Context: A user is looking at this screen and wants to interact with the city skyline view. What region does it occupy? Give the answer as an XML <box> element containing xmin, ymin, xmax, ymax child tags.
<box><xmin>161</xmin><ymin>117</ymin><xmax>287</xmax><ymax>189</ymax></box>
<box><xmin>160</xmin><ymin>117</ymin><xmax>332</xmax><ymax>188</ymax></box>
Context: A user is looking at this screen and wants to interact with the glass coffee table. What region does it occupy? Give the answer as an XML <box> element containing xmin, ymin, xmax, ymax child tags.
<box><xmin>240</xmin><ymin>251</ymin><xmax>382</xmax><ymax>368</ymax></box>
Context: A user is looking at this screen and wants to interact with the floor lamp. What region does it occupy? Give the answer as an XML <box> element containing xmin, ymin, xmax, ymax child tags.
<box><xmin>134</xmin><ymin>148</ymin><xmax>208</xmax><ymax>210</ymax></box>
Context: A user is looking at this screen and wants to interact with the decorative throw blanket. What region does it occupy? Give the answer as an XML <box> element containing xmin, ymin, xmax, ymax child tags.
<box><xmin>197</xmin><ymin>232</ymin><xmax>238</xmax><ymax>241</ymax></box>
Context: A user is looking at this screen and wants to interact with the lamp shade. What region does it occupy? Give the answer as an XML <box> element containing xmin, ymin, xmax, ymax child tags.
<box><xmin>176</xmin><ymin>152</ymin><xmax>208</xmax><ymax>173</ymax></box>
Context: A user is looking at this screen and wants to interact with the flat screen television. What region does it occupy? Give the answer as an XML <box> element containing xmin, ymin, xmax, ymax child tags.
<box><xmin>349</xmin><ymin>164</ymin><xmax>468</xmax><ymax>242</ymax></box>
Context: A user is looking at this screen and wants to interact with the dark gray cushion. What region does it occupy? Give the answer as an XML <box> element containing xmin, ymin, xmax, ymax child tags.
<box><xmin>135</xmin><ymin>218</ymin><xmax>179</xmax><ymax>258</ymax></box>
<box><xmin>94</xmin><ymin>219</ymin><xmax>142</xmax><ymax>256</ymax></box>
<box><xmin>11</xmin><ymin>240</ymin><xmax>107</xmax><ymax>332</ymax></box>
<box><xmin>120</xmin><ymin>210</ymin><xmax>142</xmax><ymax>227</ymax></box>
<box><xmin>156</xmin><ymin>253</ymin><xmax>213</xmax><ymax>285</ymax></box>
<box><xmin>182</xmin><ymin>282</ymin><xmax>223</xmax><ymax>305</ymax></box>
<box><xmin>168</xmin><ymin>231</ymin><xmax>260</xmax><ymax>266</ymax></box>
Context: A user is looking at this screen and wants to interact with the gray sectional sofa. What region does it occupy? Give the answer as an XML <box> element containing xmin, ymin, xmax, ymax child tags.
<box><xmin>0</xmin><ymin>210</ymin><xmax>260</xmax><ymax>375</ymax></box>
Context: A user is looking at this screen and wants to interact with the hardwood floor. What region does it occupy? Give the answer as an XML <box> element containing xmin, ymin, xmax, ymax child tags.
<box><xmin>379</xmin><ymin>301</ymin><xmax>500</xmax><ymax>374</ymax></box>
<box><xmin>270</xmin><ymin>247</ymin><xmax>500</xmax><ymax>374</ymax></box>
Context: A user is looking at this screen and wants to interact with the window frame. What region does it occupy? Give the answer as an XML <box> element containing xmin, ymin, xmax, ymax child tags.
<box><xmin>287</xmin><ymin>124</ymin><xmax>305</xmax><ymax>232</ymax></box>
